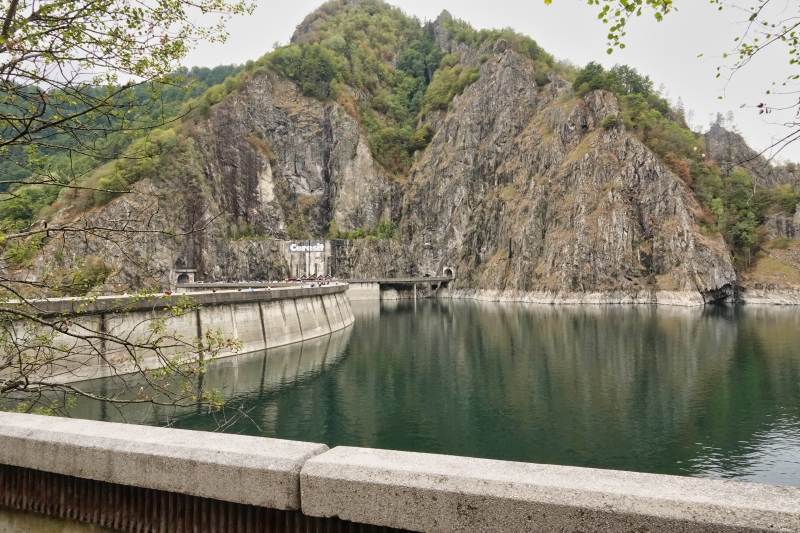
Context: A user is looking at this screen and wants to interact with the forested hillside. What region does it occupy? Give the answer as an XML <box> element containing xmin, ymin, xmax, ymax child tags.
<box><xmin>5</xmin><ymin>0</ymin><xmax>800</xmax><ymax>301</ymax></box>
<box><xmin>0</xmin><ymin>65</ymin><xmax>241</xmax><ymax>230</ymax></box>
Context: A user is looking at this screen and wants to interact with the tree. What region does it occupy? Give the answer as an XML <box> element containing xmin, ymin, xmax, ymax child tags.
<box><xmin>0</xmin><ymin>0</ymin><xmax>252</xmax><ymax>416</ymax></box>
<box><xmin>544</xmin><ymin>0</ymin><xmax>800</xmax><ymax>160</ymax></box>
<box><xmin>1</xmin><ymin>0</ymin><xmax>252</xmax><ymax>187</ymax></box>
<box><xmin>268</xmin><ymin>44</ymin><xmax>343</xmax><ymax>99</ymax></box>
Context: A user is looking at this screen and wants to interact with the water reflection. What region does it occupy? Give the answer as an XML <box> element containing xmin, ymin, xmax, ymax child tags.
<box><xmin>68</xmin><ymin>326</ymin><xmax>353</xmax><ymax>429</ymax></box>
<box><xmin>70</xmin><ymin>301</ymin><xmax>800</xmax><ymax>486</ymax></box>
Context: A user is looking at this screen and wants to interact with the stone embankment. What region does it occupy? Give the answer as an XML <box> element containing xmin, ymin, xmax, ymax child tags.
<box><xmin>440</xmin><ymin>288</ymin><xmax>721</xmax><ymax>306</ymax></box>
<box><xmin>9</xmin><ymin>284</ymin><xmax>354</xmax><ymax>384</ymax></box>
<box><xmin>431</xmin><ymin>286</ymin><xmax>800</xmax><ymax>306</ymax></box>
<box><xmin>0</xmin><ymin>412</ymin><xmax>797</xmax><ymax>532</ymax></box>
<box><xmin>737</xmin><ymin>288</ymin><xmax>800</xmax><ymax>305</ymax></box>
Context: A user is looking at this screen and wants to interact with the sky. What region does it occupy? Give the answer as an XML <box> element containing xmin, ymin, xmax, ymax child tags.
<box><xmin>184</xmin><ymin>0</ymin><xmax>800</xmax><ymax>162</ymax></box>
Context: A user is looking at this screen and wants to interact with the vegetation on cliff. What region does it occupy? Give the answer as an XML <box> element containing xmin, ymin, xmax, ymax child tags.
<box><xmin>3</xmin><ymin>0</ymin><xmax>798</xmax><ymax>275</ymax></box>
<box><xmin>422</xmin><ymin>54</ymin><xmax>480</xmax><ymax>114</ymax></box>
<box><xmin>440</xmin><ymin>13</ymin><xmax>557</xmax><ymax>80</ymax></box>
<box><xmin>573</xmin><ymin>61</ymin><xmax>798</xmax><ymax>267</ymax></box>
<box><xmin>0</xmin><ymin>66</ymin><xmax>241</xmax><ymax>232</ymax></box>
<box><xmin>270</xmin><ymin>0</ymin><xmax>442</xmax><ymax>173</ymax></box>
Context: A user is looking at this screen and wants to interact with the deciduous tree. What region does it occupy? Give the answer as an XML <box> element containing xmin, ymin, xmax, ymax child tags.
<box><xmin>545</xmin><ymin>0</ymin><xmax>800</xmax><ymax>158</ymax></box>
<box><xmin>0</xmin><ymin>0</ymin><xmax>253</xmax><ymax>417</ymax></box>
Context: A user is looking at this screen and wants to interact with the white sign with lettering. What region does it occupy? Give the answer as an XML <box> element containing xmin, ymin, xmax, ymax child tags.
<box><xmin>289</xmin><ymin>242</ymin><xmax>325</xmax><ymax>253</ymax></box>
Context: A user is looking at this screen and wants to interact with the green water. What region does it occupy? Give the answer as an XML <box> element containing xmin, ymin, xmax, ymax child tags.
<box><xmin>71</xmin><ymin>300</ymin><xmax>800</xmax><ymax>486</ymax></box>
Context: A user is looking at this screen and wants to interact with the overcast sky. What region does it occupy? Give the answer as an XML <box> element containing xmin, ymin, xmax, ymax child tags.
<box><xmin>184</xmin><ymin>1</ymin><xmax>799</xmax><ymax>162</ymax></box>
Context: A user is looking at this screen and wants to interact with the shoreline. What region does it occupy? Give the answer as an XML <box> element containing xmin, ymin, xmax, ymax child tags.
<box><xmin>433</xmin><ymin>287</ymin><xmax>800</xmax><ymax>306</ymax></box>
<box><xmin>736</xmin><ymin>287</ymin><xmax>800</xmax><ymax>305</ymax></box>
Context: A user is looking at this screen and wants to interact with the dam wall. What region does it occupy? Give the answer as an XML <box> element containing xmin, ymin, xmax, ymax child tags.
<box><xmin>0</xmin><ymin>412</ymin><xmax>797</xmax><ymax>533</ymax></box>
<box><xmin>346</xmin><ymin>281</ymin><xmax>381</xmax><ymax>300</ymax></box>
<box><xmin>9</xmin><ymin>284</ymin><xmax>354</xmax><ymax>384</ymax></box>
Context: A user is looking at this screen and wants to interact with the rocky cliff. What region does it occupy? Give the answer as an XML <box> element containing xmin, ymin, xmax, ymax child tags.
<box><xmin>368</xmin><ymin>23</ymin><xmax>735</xmax><ymax>305</ymax></box>
<box><xmin>34</xmin><ymin>67</ymin><xmax>393</xmax><ymax>288</ymax></box>
<box><xmin>31</xmin><ymin>0</ymin><xmax>800</xmax><ymax>305</ymax></box>
<box><xmin>705</xmin><ymin>123</ymin><xmax>800</xmax><ymax>188</ymax></box>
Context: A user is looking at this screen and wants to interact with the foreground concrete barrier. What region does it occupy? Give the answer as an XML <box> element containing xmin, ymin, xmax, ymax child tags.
<box><xmin>1</xmin><ymin>413</ymin><xmax>799</xmax><ymax>532</ymax></box>
<box><xmin>301</xmin><ymin>446</ymin><xmax>800</xmax><ymax>532</ymax></box>
<box><xmin>0</xmin><ymin>412</ymin><xmax>327</xmax><ymax>510</ymax></box>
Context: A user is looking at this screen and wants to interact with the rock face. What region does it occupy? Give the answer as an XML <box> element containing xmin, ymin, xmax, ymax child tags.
<box><xmin>36</xmin><ymin>6</ymin><xmax>743</xmax><ymax>305</ymax></box>
<box><xmin>189</xmin><ymin>70</ymin><xmax>392</xmax><ymax>238</ymax></box>
<box><xmin>764</xmin><ymin>211</ymin><xmax>798</xmax><ymax>240</ymax></box>
<box><xmin>380</xmin><ymin>38</ymin><xmax>735</xmax><ymax>304</ymax></box>
<box><xmin>35</xmin><ymin>69</ymin><xmax>392</xmax><ymax>287</ymax></box>
<box><xmin>705</xmin><ymin>123</ymin><xmax>800</xmax><ymax>188</ymax></box>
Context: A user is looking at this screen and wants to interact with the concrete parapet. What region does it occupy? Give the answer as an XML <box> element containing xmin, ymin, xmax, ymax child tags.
<box><xmin>16</xmin><ymin>284</ymin><xmax>349</xmax><ymax>318</ymax></box>
<box><xmin>0</xmin><ymin>415</ymin><xmax>799</xmax><ymax>532</ymax></box>
<box><xmin>300</xmin><ymin>446</ymin><xmax>800</xmax><ymax>532</ymax></box>
<box><xmin>0</xmin><ymin>412</ymin><xmax>328</xmax><ymax>510</ymax></box>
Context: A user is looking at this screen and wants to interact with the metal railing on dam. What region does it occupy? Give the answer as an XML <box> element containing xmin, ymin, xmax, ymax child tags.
<box><xmin>175</xmin><ymin>278</ymin><xmax>453</xmax><ymax>302</ymax></box>
<box><xmin>0</xmin><ymin>412</ymin><xmax>797</xmax><ymax>532</ymax></box>
<box><xmin>5</xmin><ymin>284</ymin><xmax>354</xmax><ymax>384</ymax></box>
<box><xmin>346</xmin><ymin>277</ymin><xmax>453</xmax><ymax>284</ymax></box>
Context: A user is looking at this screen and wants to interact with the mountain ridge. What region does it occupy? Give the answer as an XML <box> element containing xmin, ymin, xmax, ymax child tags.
<box><xmin>10</xmin><ymin>0</ymin><xmax>800</xmax><ymax>303</ymax></box>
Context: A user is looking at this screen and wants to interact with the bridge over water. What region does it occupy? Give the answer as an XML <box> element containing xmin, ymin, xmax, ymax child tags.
<box><xmin>345</xmin><ymin>276</ymin><xmax>452</xmax><ymax>300</ymax></box>
<box><xmin>346</xmin><ymin>276</ymin><xmax>452</xmax><ymax>284</ymax></box>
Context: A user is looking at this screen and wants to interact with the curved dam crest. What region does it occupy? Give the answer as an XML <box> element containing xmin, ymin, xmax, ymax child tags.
<box><xmin>12</xmin><ymin>284</ymin><xmax>354</xmax><ymax>384</ymax></box>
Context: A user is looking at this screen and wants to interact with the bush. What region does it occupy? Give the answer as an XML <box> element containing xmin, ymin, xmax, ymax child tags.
<box><xmin>93</xmin><ymin>171</ymin><xmax>129</xmax><ymax>206</ymax></box>
<box><xmin>286</xmin><ymin>217</ymin><xmax>311</xmax><ymax>239</ymax></box>
<box><xmin>372</xmin><ymin>219</ymin><xmax>396</xmax><ymax>239</ymax></box>
<box><xmin>3</xmin><ymin>235</ymin><xmax>44</xmax><ymax>268</ymax></box>
<box><xmin>422</xmin><ymin>63</ymin><xmax>480</xmax><ymax>113</ymax></box>
<box><xmin>268</xmin><ymin>43</ymin><xmax>343</xmax><ymax>99</ymax></box>
<box><xmin>663</xmin><ymin>153</ymin><xmax>691</xmax><ymax>183</ymax></box>
<box><xmin>61</xmin><ymin>256</ymin><xmax>112</xmax><ymax>295</ymax></box>
<box><xmin>601</xmin><ymin>115</ymin><xmax>619</xmax><ymax>130</ymax></box>
<box><xmin>767</xmin><ymin>185</ymin><xmax>800</xmax><ymax>215</ymax></box>
<box><xmin>410</xmin><ymin>125</ymin><xmax>434</xmax><ymax>150</ymax></box>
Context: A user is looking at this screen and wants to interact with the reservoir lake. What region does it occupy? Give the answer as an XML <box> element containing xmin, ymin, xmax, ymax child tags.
<box><xmin>70</xmin><ymin>300</ymin><xmax>800</xmax><ymax>486</ymax></box>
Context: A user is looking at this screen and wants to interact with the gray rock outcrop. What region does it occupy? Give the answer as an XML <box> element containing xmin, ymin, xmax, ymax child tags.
<box><xmin>705</xmin><ymin>123</ymin><xmax>800</xmax><ymax>188</ymax></box>
<box><xmin>32</xmin><ymin>6</ymin><xmax>744</xmax><ymax>304</ymax></box>
<box><xmin>383</xmin><ymin>41</ymin><xmax>735</xmax><ymax>303</ymax></box>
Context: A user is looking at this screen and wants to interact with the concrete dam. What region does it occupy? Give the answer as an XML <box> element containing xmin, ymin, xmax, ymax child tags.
<box><xmin>9</xmin><ymin>283</ymin><xmax>354</xmax><ymax>384</ymax></box>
